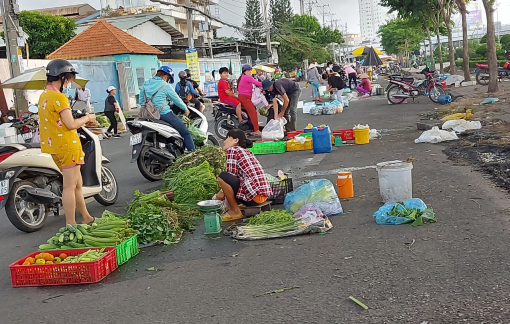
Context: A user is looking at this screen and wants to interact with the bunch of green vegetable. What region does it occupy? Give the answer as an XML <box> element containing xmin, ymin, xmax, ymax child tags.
<box><xmin>123</xmin><ymin>190</ymin><xmax>202</xmax><ymax>245</ymax></box>
<box><xmin>163</xmin><ymin>145</ymin><xmax>226</xmax><ymax>179</ymax></box>
<box><xmin>61</xmin><ymin>248</ymin><xmax>107</xmax><ymax>263</ymax></box>
<box><xmin>247</xmin><ymin>210</ymin><xmax>295</xmax><ymax>225</ymax></box>
<box><xmin>165</xmin><ymin>161</ymin><xmax>220</xmax><ymax>205</ymax></box>
<box><xmin>239</xmin><ymin>219</ymin><xmax>300</xmax><ymax>238</ymax></box>
<box><xmin>388</xmin><ymin>203</ymin><xmax>437</xmax><ymax>226</ymax></box>
<box><xmin>189</xmin><ymin>125</ymin><xmax>207</xmax><ymax>145</ymax></box>
<box><xmin>96</xmin><ymin>115</ymin><xmax>110</xmax><ymax>127</ymax></box>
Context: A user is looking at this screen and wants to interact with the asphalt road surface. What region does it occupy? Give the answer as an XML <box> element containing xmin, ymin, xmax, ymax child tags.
<box><xmin>1</xmin><ymin>84</ymin><xmax>510</xmax><ymax>323</ymax></box>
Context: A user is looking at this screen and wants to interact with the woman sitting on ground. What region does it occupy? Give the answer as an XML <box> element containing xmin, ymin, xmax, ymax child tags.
<box><xmin>356</xmin><ymin>73</ymin><xmax>372</xmax><ymax>97</ymax></box>
<box><xmin>216</xmin><ymin>129</ymin><xmax>272</xmax><ymax>222</ymax></box>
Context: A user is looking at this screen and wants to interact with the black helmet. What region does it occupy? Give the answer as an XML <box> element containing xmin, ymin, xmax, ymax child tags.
<box><xmin>178</xmin><ymin>71</ymin><xmax>187</xmax><ymax>79</ymax></box>
<box><xmin>184</xmin><ymin>69</ymin><xmax>191</xmax><ymax>78</ymax></box>
<box><xmin>46</xmin><ymin>59</ymin><xmax>78</xmax><ymax>77</ymax></box>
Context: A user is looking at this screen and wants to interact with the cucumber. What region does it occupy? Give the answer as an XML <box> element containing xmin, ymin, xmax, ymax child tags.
<box><xmin>66</xmin><ymin>224</ymin><xmax>76</xmax><ymax>233</ymax></box>
<box><xmin>77</xmin><ymin>225</ymin><xmax>89</xmax><ymax>236</ymax></box>
<box><xmin>39</xmin><ymin>243</ymin><xmax>59</xmax><ymax>250</ymax></box>
<box><xmin>59</xmin><ymin>233</ymin><xmax>65</xmax><ymax>243</ymax></box>
<box><xmin>69</xmin><ymin>232</ymin><xmax>75</xmax><ymax>241</ymax></box>
<box><xmin>58</xmin><ymin>227</ymin><xmax>66</xmax><ymax>233</ymax></box>
<box><xmin>60</xmin><ymin>245</ymin><xmax>73</xmax><ymax>249</ymax></box>
<box><xmin>68</xmin><ymin>242</ymin><xmax>87</xmax><ymax>248</ymax></box>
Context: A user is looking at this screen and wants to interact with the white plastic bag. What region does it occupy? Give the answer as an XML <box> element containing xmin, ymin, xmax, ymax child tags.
<box><xmin>415</xmin><ymin>126</ymin><xmax>458</xmax><ymax>143</ymax></box>
<box><xmin>262</xmin><ymin>117</ymin><xmax>287</xmax><ymax>140</ymax></box>
<box><xmin>442</xmin><ymin>119</ymin><xmax>481</xmax><ymax>134</ymax></box>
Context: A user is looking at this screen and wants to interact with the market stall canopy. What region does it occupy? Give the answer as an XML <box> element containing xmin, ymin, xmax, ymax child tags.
<box><xmin>1</xmin><ymin>67</ymin><xmax>89</xmax><ymax>90</ymax></box>
<box><xmin>362</xmin><ymin>47</ymin><xmax>383</xmax><ymax>67</ymax></box>
<box><xmin>253</xmin><ymin>65</ymin><xmax>275</xmax><ymax>73</ymax></box>
<box><xmin>351</xmin><ymin>46</ymin><xmax>382</xmax><ymax>56</ymax></box>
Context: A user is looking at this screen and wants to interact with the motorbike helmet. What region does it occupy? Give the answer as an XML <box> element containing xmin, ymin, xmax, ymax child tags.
<box><xmin>184</xmin><ymin>69</ymin><xmax>191</xmax><ymax>78</ymax></box>
<box><xmin>178</xmin><ymin>71</ymin><xmax>187</xmax><ymax>79</ymax></box>
<box><xmin>157</xmin><ymin>66</ymin><xmax>174</xmax><ymax>84</ymax></box>
<box><xmin>46</xmin><ymin>59</ymin><xmax>78</xmax><ymax>92</ymax></box>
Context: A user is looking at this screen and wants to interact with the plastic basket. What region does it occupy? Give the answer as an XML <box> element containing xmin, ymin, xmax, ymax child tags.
<box><xmin>297</xmin><ymin>132</ymin><xmax>313</xmax><ymax>138</ymax></box>
<box><xmin>39</xmin><ymin>235</ymin><xmax>139</xmax><ymax>266</ymax></box>
<box><xmin>10</xmin><ymin>247</ymin><xmax>117</xmax><ymax>287</ymax></box>
<box><xmin>269</xmin><ymin>178</ymin><xmax>293</xmax><ymax>204</ymax></box>
<box><xmin>115</xmin><ymin>235</ymin><xmax>139</xmax><ymax>265</ymax></box>
<box><xmin>248</xmin><ymin>141</ymin><xmax>286</xmax><ymax>155</ymax></box>
<box><xmin>286</xmin><ymin>138</ymin><xmax>313</xmax><ymax>151</ymax></box>
<box><xmin>287</xmin><ymin>130</ymin><xmax>304</xmax><ymax>139</ymax></box>
<box><xmin>333</xmin><ymin>129</ymin><xmax>355</xmax><ymax>141</ymax></box>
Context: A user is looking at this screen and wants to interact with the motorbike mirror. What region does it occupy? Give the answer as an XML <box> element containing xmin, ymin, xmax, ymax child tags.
<box><xmin>28</xmin><ymin>105</ymin><xmax>38</xmax><ymax>114</ymax></box>
<box><xmin>21</xmin><ymin>112</ymin><xmax>29</xmax><ymax>119</ymax></box>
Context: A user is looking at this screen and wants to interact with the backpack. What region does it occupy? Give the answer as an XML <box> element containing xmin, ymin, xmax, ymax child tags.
<box><xmin>139</xmin><ymin>84</ymin><xmax>167</xmax><ymax>119</ymax></box>
<box><xmin>177</xmin><ymin>81</ymin><xmax>189</xmax><ymax>100</ymax></box>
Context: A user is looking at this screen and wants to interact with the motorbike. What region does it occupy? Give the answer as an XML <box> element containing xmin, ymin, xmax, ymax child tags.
<box><xmin>213</xmin><ymin>97</ymin><xmax>283</xmax><ymax>140</ymax></box>
<box><xmin>386</xmin><ymin>69</ymin><xmax>446</xmax><ymax>104</ymax></box>
<box><xmin>127</xmin><ymin>105</ymin><xmax>218</xmax><ymax>182</ymax></box>
<box><xmin>10</xmin><ymin>106</ymin><xmax>40</xmax><ymax>144</ymax></box>
<box><xmin>0</xmin><ymin>110</ymin><xmax>119</xmax><ymax>233</ymax></box>
<box><xmin>475</xmin><ymin>61</ymin><xmax>510</xmax><ymax>85</ymax></box>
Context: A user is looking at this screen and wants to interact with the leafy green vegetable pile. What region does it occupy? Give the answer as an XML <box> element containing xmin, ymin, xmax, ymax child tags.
<box><xmin>165</xmin><ymin>161</ymin><xmax>220</xmax><ymax>206</ymax></box>
<box><xmin>180</xmin><ymin>115</ymin><xmax>206</xmax><ymax>145</ymax></box>
<box><xmin>388</xmin><ymin>203</ymin><xmax>437</xmax><ymax>226</ymax></box>
<box><xmin>164</xmin><ymin>145</ymin><xmax>226</xmax><ymax>179</ymax></box>
<box><xmin>247</xmin><ymin>210</ymin><xmax>295</xmax><ymax>225</ymax></box>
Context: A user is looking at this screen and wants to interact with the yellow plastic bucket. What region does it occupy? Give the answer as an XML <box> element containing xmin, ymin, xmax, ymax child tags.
<box><xmin>353</xmin><ymin>128</ymin><xmax>369</xmax><ymax>145</ymax></box>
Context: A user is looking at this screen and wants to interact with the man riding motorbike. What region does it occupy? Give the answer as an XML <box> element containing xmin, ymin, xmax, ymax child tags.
<box><xmin>184</xmin><ymin>69</ymin><xmax>205</xmax><ymax>112</ymax></box>
<box><xmin>175</xmin><ymin>71</ymin><xmax>202</xmax><ymax>113</ymax></box>
<box><xmin>138</xmin><ymin>66</ymin><xmax>195</xmax><ymax>152</ymax></box>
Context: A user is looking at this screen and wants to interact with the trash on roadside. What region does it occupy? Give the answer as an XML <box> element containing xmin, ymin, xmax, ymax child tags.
<box><xmin>369</xmin><ymin>129</ymin><xmax>381</xmax><ymax>140</ymax></box>
<box><xmin>353</xmin><ymin>124</ymin><xmax>370</xmax><ymax>130</ymax></box>
<box><xmin>415</xmin><ymin>126</ymin><xmax>458</xmax><ymax>143</ymax></box>
<box><xmin>441</xmin><ymin>109</ymin><xmax>472</xmax><ymax>121</ymax></box>
<box><xmin>373</xmin><ymin>198</ymin><xmax>437</xmax><ymax>226</ymax></box>
<box><xmin>442</xmin><ymin>119</ymin><xmax>482</xmax><ymax>134</ymax></box>
<box><xmin>437</xmin><ymin>94</ymin><xmax>452</xmax><ymax>105</ymax></box>
<box><xmin>480</xmin><ymin>98</ymin><xmax>499</xmax><ymax>105</ymax></box>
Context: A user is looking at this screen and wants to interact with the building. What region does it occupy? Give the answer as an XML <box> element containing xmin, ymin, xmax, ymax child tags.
<box><xmin>36</xmin><ymin>4</ymin><xmax>100</xmax><ymax>22</ymax></box>
<box><xmin>358</xmin><ymin>0</ymin><xmax>390</xmax><ymax>42</ymax></box>
<box><xmin>47</xmin><ymin>20</ymin><xmax>164</xmax><ymax>110</ymax></box>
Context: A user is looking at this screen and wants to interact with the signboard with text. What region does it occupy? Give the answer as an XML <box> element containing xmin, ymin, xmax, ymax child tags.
<box><xmin>467</xmin><ymin>10</ymin><xmax>482</xmax><ymax>24</ymax></box>
<box><xmin>185</xmin><ymin>48</ymin><xmax>200</xmax><ymax>82</ymax></box>
<box><xmin>203</xmin><ymin>81</ymin><xmax>218</xmax><ymax>98</ymax></box>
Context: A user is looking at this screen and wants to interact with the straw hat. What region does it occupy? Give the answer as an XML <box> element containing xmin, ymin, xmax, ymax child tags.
<box><xmin>359</xmin><ymin>73</ymin><xmax>369</xmax><ymax>79</ymax></box>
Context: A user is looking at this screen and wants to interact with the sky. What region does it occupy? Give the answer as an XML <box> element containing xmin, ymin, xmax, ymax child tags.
<box><xmin>18</xmin><ymin>0</ymin><xmax>510</xmax><ymax>38</ymax></box>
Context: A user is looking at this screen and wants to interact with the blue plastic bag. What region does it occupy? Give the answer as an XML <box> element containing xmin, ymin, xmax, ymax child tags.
<box><xmin>284</xmin><ymin>179</ymin><xmax>343</xmax><ymax>216</ymax></box>
<box><xmin>373</xmin><ymin>198</ymin><xmax>427</xmax><ymax>225</ymax></box>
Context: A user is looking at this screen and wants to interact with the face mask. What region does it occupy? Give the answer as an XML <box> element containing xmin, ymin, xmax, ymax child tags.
<box><xmin>63</xmin><ymin>81</ymin><xmax>72</xmax><ymax>94</ymax></box>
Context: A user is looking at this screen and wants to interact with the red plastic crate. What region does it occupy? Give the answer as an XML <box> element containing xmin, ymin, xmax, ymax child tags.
<box><xmin>287</xmin><ymin>130</ymin><xmax>304</xmax><ymax>139</ymax></box>
<box><xmin>333</xmin><ymin>129</ymin><xmax>355</xmax><ymax>141</ymax></box>
<box><xmin>9</xmin><ymin>247</ymin><xmax>117</xmax><ymax>287</ymax></box>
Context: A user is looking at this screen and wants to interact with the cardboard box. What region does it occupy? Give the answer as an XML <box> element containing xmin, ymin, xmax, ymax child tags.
<box><xmin>0</xmin><ymin>127</ymin><xmax>16</xmax><ymax>137</ymax></box>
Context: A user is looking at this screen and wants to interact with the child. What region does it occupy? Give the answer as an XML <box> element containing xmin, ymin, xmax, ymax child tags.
<box><xmin>217</xmin><ymin>67</ymin><xmax>243</xmax><ymax>122</ymax></box>
<box><xmin>356</xmin><ymin>73</ymin><xmax>372</xmax><ymax>97</ymax></box>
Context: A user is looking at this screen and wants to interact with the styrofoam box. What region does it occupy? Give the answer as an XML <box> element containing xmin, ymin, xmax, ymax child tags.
<box><xmin>4</xmin><ymin>135</ymin><xmax>18</xmax><ymax>144</ymax></box>
<box><xmin>303</xmin><ymin>102</ymin><xmax>315</xmax><ymax>114</ymax></box>
<box><xmin>0</xmin><ymin>127</ymin><xmax>16</xmax><ymax>137</ymax></box>
<box><xmin>0</xmin><ymin>137</ymin><xmax>5</xmax><ymax>145</ymax></box>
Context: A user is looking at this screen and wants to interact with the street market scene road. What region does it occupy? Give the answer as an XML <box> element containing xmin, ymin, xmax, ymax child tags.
<box><xmin>2</xmin><ymin>83</ymin><xmax>510</xmax><ymax>323</ymax></box>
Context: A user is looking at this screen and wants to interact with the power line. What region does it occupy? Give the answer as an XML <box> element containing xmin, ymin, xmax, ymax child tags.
<box><xmin>148</xmin><ymin>0</ymin><xmax>269</xmax><ymax>32</ymax></box>
<box><xmin>217</xmin><ymin>4</ymin><xmax>245</xmax><ymax>18</ymax></box>
<box><xmin>221</xmin><ymin>0</ymin><xmax>247</xmax><ymax>9</ymax></box>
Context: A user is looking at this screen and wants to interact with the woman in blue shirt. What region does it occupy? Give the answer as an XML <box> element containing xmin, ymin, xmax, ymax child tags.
<box><xmin>138</xmin><ymin>66</ymin><xmax>195</xmax><ymax>151</ymax></box>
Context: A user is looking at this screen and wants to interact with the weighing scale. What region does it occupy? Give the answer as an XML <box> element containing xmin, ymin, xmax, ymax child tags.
<box><xmin>197</xmin><ymin>200</ymin><xmax>223</xmax><ymax>234</ymax></box>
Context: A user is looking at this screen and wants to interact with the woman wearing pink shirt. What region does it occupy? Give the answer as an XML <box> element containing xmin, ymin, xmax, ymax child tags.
<box><xmin>237</xmin><ymin>64</ymin><xmax>262</xmax><ymax>135</ymax></box>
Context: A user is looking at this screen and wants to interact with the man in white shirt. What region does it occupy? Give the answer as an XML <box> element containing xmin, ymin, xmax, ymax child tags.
<box><xmin>75</xmin><ymin>87</ymin><xmax>91</xmax><ymax>112</ymax></box>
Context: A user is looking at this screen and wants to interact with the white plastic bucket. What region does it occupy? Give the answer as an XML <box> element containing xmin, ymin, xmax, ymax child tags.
<box><xmin>376</xmin><ymin>160</ymin><xmax>413</xmax><ymax>203</ymax></box>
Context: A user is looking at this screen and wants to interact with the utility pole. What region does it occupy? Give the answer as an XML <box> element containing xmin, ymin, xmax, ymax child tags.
<box><xmin>2</xmin><ymin>0</ymin><xmax>27</xmax><ymax>115</ymax></box>
<box><xmin>185</xmin><ymin>0</ymin><xmax>194</xmax><ymax>48</ymax></box>
<box><xmin>305</xmin><ymin>0</ymin><xmax>315</xmax><ymax>16</ymax></box>
<box><xmin>262</xmin><ymin>0</ymin><xmax>272</xmax><ymax>63</ymax></box>
<box><xmin>317</xmin><ymin>4</ymin><xmax>329</xmax><ymax>26</ymax></box>
<box><xmin>203</xmin><ymin>0</ymin><xmax>213</xmax><ymax>58</ymax></box>
<box><xmin>299</xmin><ymin>0</ymin><xmax>305</xmax><ymax>15</ymax></box>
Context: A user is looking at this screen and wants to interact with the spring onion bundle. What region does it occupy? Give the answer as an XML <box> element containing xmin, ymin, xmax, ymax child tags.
<box><xmin>239</xmin><ymin>219</ymin><xmax>300</xmax><ymax>239</ymax></box>
<box><xmin>163</xmin><ymin>145</ymin><xmax>226</xmax><ymax>179</ymax></box>
<box><xmin>247</xmin><ymin>210</ymin><xmax>295</xmax><ymax>225</ymax></box>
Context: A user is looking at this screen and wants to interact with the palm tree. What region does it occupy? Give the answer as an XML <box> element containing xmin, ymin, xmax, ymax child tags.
<box><xmin>455</xmin><ymin>0</ymin><xmax>471</xmax><ymax>82</ymax></box>
<box><xmin>481</xmin><ymin>0</ymin><xmax>498</xmax><ymax>92</ymax></box>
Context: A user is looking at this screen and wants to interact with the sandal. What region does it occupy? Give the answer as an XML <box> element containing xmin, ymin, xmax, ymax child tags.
<box><xmin>83</xmin><ymin>217</ymin><xmax>95</xmax><ymax>225</ymax></box>
<box><xmin>222</xmin><ymin>212</ymin><xmax>243</xmax><ymax>222</ymax></box>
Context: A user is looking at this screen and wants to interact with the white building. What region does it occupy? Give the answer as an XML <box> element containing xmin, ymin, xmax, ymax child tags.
<box><xmin>358</xmin><ymin>0</ymin><xmax>390</xmax><ymax>42</ymax></box>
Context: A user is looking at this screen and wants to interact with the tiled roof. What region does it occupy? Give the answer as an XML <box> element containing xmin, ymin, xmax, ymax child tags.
<box><xmin>47</xmin><ymin>20</ymin><xmax>163</xmax><ymax>60</ymax></box>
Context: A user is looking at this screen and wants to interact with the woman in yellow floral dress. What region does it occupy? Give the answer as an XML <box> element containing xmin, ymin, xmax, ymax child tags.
<box><xmin>38</xmin><ymin>59</ymin><xmax>97</xmax><ymax>225</ymax></box>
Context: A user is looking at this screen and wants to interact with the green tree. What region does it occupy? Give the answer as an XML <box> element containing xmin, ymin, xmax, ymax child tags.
<box><xmin>482</xmin><ymin>0</ymin><xmax>498</xmax><ymax>92</ymax></box>
<box><xmin>480</xmin><ymin>33</ymin><xmax>498</xmax><ymax>44</ymax></box>
<box><xmin>501</xmin><ymin>34</ymin><xmax>510</xmax><ymax>51</ymax></box>
<box><xmin>455</xmin><ymin>0</ymin><xmax>471</xmax><ymax>82</ymax></box>
<box><xmin>17</xmin><ymin>11</ymin><xmax>76</xmax><ymax>59</ymax></box>
<box><xmin>378</xmin><ymin>18</ymin><xmax>424</xmax><ymax>57</ymax></box>
<box><xmin>243</xmin><ymin>0</ymin><xmax>264</xmax><ymax>42</ymax></box>
<box><xmin>269</xmin><ymin>0</ymin><xmax>293</xmax><ymax>31</ymax></box>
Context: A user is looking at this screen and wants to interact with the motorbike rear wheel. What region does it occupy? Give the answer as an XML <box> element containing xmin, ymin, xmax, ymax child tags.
<box><xmin>94</xmin><ymin>165</ymin><xmax>119</xmax><ymax>206</ymax></box>
<box><xmin>428</xmin><ymin>85</ymin><xmax>446</xmax><ymax>103</ymax></box>
<box><xmin>386</xmin><ymin>86</ymin><xmax>407</xmax><ymax>104</ymax></box>
<box><xmin>137</xmin><ymin>145</ymin><xmax>168</xmax><ymax>181</ymax></box>
<box><xmin>476</xmin><ymin>69</ymin><xmax>489</xmax><ymax>85</ymax></box>
<box><xmin>207</xmin><ymin>134</ymin><xmax>219</xmax><ymax>146</ymax></box>
<box><xmin>214</xmin><ymin>115</ymin><xmax>236</xmax><ymax>140</ymax></box>
<box><xmin>5</xmin><ymin>180</ymin><xmax>47</xmax><ymax>232</ymax></box>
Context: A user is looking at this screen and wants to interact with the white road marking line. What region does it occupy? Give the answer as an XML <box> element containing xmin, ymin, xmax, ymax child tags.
<box><xmin>299</xmin><ymin>165</ymin><xmax>377</xmax><ymax>178</ymax></box>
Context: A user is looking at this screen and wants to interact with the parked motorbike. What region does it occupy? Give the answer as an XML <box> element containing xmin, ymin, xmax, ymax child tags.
<box><xmin>213</xmin><ymin>97</ymin><xmax>283</xmax><ymax>140</ymax></box>
<box><xmin>0</xmin><ymin>110</ymin><xmax>119</xmax><ymax>232</ymax></box>
<box><xmin>386</xmin><ymin>69</ymin><xmax>446</xmax><ymax>104</ymax></box>
<box><xmin>475</xmin><ymin>61</ymin><xmax>510</xmax><ymax>85</ymax></box>
<box><xmin>127</xmin><ymin>105</ymin><xmax>218</xmax><ymax>182</ymax></box>
<box><xmin>10</xmin><ymin>106</ymin><xmax>40</xmax><ymax>144</ymax></box>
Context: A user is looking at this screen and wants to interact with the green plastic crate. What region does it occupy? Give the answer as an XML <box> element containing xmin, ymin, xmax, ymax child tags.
<box><xmin>115</xmin><ymin>234</ymin><xmax>139</xmax><ymax>265</ymax></box>
<box><xmin>248</xmin><ymin>141</ymin><xmax>286</xmax><ymax>155</ymax></box>
<box><xmin>297</xmin><ymin>132</ymin><xmax>313</xmax><ymax>138</ymax></box>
